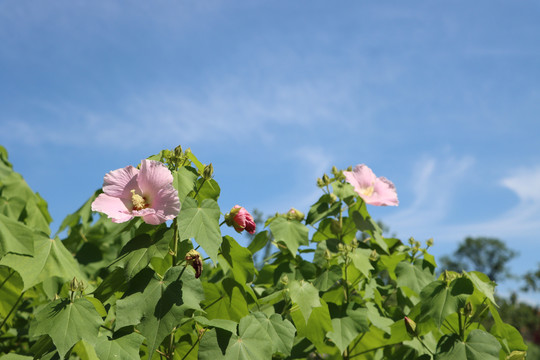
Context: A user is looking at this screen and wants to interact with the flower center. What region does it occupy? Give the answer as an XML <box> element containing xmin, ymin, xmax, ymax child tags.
<box><xmin>361</xmin><ymin>185</ymin><xmax>375</xmax><ymax>198</ymax></box>
<box><xmin>131</xmin><ymin>189</ymin><xmax>148</xmax><ymax>210</ymax></box>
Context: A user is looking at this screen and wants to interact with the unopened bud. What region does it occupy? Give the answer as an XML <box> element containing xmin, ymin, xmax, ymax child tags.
<box><xmin>322</xmin><ymin>174</ymin><xmax>330</xmax><ymax>185</ymax></box>
<box><xmin>69</xmin><ymin>277</ymin><xmax>78</xmax><ymax>292</ymax></box>
<box><xmin>316</xmin><ymin>178</ymin><xmax>325</xmax><ymax>188</ymax></box>
<box><xmin>331</xmin><ymin>166</ymin><xmax>339</xmax><ymax>176</ymax></box>
<box><xmin>329</xmin><ymin>193</ymin><xmax>338</xmax><ymax>203</ymax></box>
<box><xmin>174</xmin><ymin>145</ymin><xmax>183</xmax><ymax>158</ymax></box>
<box><xmin>426</xmin><ymin>238</ymin><xmax>434</xmax><ymax>247</ymax></box>
<box><xmin>346</xmin><ymin>166</ymin><xmax>352</xmax><ymax>171</ymax></box>
<box><xmin>324</xmin><ymin>249</ymin><xmax>332</xmax><ymax>260</ymax></box>
<box><xmin>202</xmin><ymin>163</ymin><xmax>214</xmax><ymax>180</ymax></box>
<box><xmin>408</xmin><ymin>237</ymin><xmax>415</xmax><ymax>246</ymax></box>
<box><xmin>280</xmin><ymin>274</ymin><xmax>289</xmax><ymax>285</ymax></box>
<box><xmin>370</xmin><ymin>249</ymin><xmax>379</xmax><ymax>261</ymax></box>
<box><xmin>464</xmin><ymin>302</ymin><xmax>473</xmax><ymax>317</ymax></box>
<box><xmin>404</xmin><ymin>316</ymin><xmax>417</xmax><ymax>336</ymax></box>
<box><xmin>287</xmin><ymin>208</ymin><xmax>304</xmax><ymax>221</ymax></box>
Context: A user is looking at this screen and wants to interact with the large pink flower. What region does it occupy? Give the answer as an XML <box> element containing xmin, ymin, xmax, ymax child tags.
<box><xmin>225</xmin><ymin>205</ymin><xmax>256</xmax><ymax>234</ymax></box>
<box><xmin>91</xmin><ymin>159</ymin><xmax>181</xmax><ymax>225</ymax></box>
<box><xmin>343</xmin><ymin>164</ymin><xmax>398</xmax><ymax>206</ymax></box>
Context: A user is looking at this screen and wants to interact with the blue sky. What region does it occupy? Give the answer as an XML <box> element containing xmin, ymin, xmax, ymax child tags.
<box><xmin>1</xmin><ymin>1</ymin><xmax>539</xmax><ymax>301</ymax></box>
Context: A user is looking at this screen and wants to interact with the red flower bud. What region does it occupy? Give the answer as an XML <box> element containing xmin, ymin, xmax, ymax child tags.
<box><xmin>225</xmin><ymin>205</ymin><xmax>256</xmax><ymax>234</ymax></box>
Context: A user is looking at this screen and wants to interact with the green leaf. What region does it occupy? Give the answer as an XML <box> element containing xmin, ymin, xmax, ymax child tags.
<box><xmin>94</xmin><ymin>333</ymin><xmax>145</xmax><ymax>360</ymax></box>
<box><xmin>193</xmin><ymin>316</ymin><xmax>238</xmax><ymax>334</ymax></box>
<box><xmin>349</xmin><ymin>248</ymin><xmax>374</xmax><ymax>278</ymax></box>
<box><xmin>248</xmin><ymin>230</ymin><xmax>269</xmax><ymax>254</ymax></box>
<box><xmin>366</xmin><ymin>302</ymin><xmax>394</xmax><ymax>334</ymax></box>
<box><xmin>177</xmin><ymin>197</ymin><xmax>222</xmax><ymax>263</ymax></box>
<box><xmin>289</xmin><ymin>280</ymin><xmax>321</xmax><ymax>324</ymax></box>
<box><xmin>173</xmin><ymin>166</ymin><xmax>198</xmax><ymax>202</ymax></box>
<box><xmin>110</xmin><ymin>228</ymin><xmax>172</xmax><ymax>279</ymax></box>
<box><xmin>395</xmin><ymin>259</ymin><xmax>435</xmax><ymax>295</ymax></box>
<box><xmin>220</xmin><ymin>236</ymin><xmax>256</xmax><ymax>284</ymax></box>
<box><xmin>465</xmin><ymin>271</ymin><xmax>496</xmax><ymax>305</ymax></box>
<box><xmin>0</xmin><ymin>355</ymin><xmax>34</xmax><ymax>360</ymax></box>
<box><xmin>251</xmin><ymin>312</ymin><xmax>296</xmax><ymax>356</ymax></box>
<box><xmin>202</xmin><ymin>278</ymin><xmax>249</xmax><ymax>322</ymax></box>
<box><xmin>351</xmin><ymin>206</ymin><xmax>388</xmax><ymax>254</ymax></box>
<box><xmin>29</xmin><ymin>298</ymin><xmax>103</xmax><ymax>358</ymax></box>
<box><xmin>0</xmin><ymin>267</ymin><xmax>24</xmax><ymax>327</ymax></box>
<box><xmin>223</xmin><ymin>315</ymin><xmax>273</xmax><ymax>360</ymax></box>
<box><xmin>195</xmin><ymin>178</ymin><xmax>221</xmax><ymax>202</ymax></box>
<box><xmin>435</xmin><ymin>330</ymin><xmax>501</xmax><ymax>360</ymax></box>
<box><xmin>115</xmin><ymin>266</ymin><xmax>204</xmax><ymax>356</ymax></box>
<box><xmin>0</xmin><ymin>213</ymin><xmax>35</xmax><ymax>257</ymax></box>
<box><xmin>419</xmin><ymin>278</ymin><xmax>474</xmax><ymax>328</ymax></box>
<box><xmin>269</xmin><ymin>217</ymin><xmax>309</xmax><ymax>255</ymax></box>
<box><xmin>313</xmin><ymin>265</ymin><xmax>342</xmax><ymax>291</ymax></box>
<box><xmin>331</xmin><ymin>181</ymin><xmax>357</xmax><ymax>201</ymax></box>
<box><xmin>0</xmin><ymin>237</ymin><xmax>89</xmax><ymax>291</ymax></box>
<box><xmin>327</xmin><ymin>316</ymin><xmax>363</xmax><ymax>354</ymax></box>
<box><xmin>306</xmin><ymin>194</ymin><xmax>341</xmax><ymax>225</ymax></box>
<box><xmin>290</xmin><ymin>298</ymin><xmax>335</xmax><ymax>355</ymax></box>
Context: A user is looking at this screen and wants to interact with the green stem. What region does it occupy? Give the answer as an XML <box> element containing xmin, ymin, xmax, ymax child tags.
<box><xmin>203</xmin><ymin>296</ymin><xmax>223</xmax><ymax>311</ymax></box>
<box><xmin>349</xmin><ymin>344</ymin><xmax>388</xmax><ymax>358</ymax></box>
<box><xmin>182</xmin><ymin>328</ymin><xmax>206</xmax><ymax>360</ymax></box>
<box><xmin>458</xmin><ymin>311</ymin><xmax>464</xmax><ymax>339</ymax></box>
<box><xmin>0</xmin><ymin>291</ymin><xmax>24</xmax><ymax>331</ymax></box>
<box><xmin>168</xmin><ymin>326</ymin><xmax>177</xmax><ymax>358</ymax></box>
<box><xmin>417</xmin><ymin>336</ymin><xmax>435</xmax><ymax>356</ymax></box>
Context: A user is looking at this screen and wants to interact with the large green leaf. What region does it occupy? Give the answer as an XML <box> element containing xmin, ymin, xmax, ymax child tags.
<box><xmin>327</xmin><ymin>313</ymin><xmax>367</xmax><ymax>354</ymax></box>
<box><xmin>291</xmin><ymin>298</ymin><xmax>336</xmax><ymax>355</ymax></box>
<box><xmin>29</xmin><ymin>298</ymin><xmax>103</xmax><ymax>358</ymax></box>
<box><xmin>195</xmin><ymin>178</ymin><xmax>221</xmax><ymax>202</ymax></box>
<box><xmin>220</xmin><ymin>236</ymin><xmax>256</xmax><ymax>284</ymax></box>
<box><xmin>0</xmin><ymin>213</ymin><xmax>35</xmax><ymax>257</ymax></box>
<box><xmin>435</xmin><ymin>330</ymin><xmax>501</xmax><ymax>360</ymax></box>
<box><xmin>313</xmin><ymin>265</ymin><xmax>342</xmax><ymax>291</ymax></box>
<box><xmin>177</xmin><ymin>197</ymin><xmax>222</xmax><ymax>263</ymax></box>
<box><xmin>173</xmin><ymin>166</ymin><xmax>198</xmax><ymax>203</ymax></box>
<box><xmin>349</xmin><ymin>248</ymin><xmax>374</xmax><ymax>278</ymax></box>
<box><xmin>251</xmin><ymin>312</ymin><xmax>296</xmax><ymax>356</ymax></box>
<box><xmin>289</xmin><ymin>280</ymin><xmax>321</xmax><ymax>324</ymax></box>
<box><xmin>351</xmin><ymin>205</ymin><xmax>388</xmax><ymax>254</ymax></box>
<box><xmin>0</xmin><ymin>237</ymin><xmax>89</xmax><ymax>291</ymax></box>
<box><xmin>110</xmin><ymin>228</ymin><xmax>172</xmax><ymax>279</ymax></box>
<box><xmin>247</xmin><ymin>230</ymin><xmax>269</xmax><ymax>254</ymax></box>
<box><xmin>306</xmin><ymin>194</ymin><xmax>341</xmax><ymax>225</ymax></box>
<box><xmin>115</xmin><ymin>266</ymin><xmax>204</xmax><ymax>356</ymax></box>
<box><xmin>223</xmin><ymin>315</ymin><xmax>273</xmax><ymax>360</ymax></box>
<box><xmin>269</xmin><ymin>217</ymin><xmax>309</xmax><ymax>255</ymax></box>
<box><xmin>395</xmin><ymin>259</ymin><xmax>435</xmax><ymax>295</ymax></box>
<box><xmin>94</xmin><ymin>333</ymin><xmax>145</xmax><ymax>360</ymax></box>
<box><xmin>419</xmin><ymin>278</ymin><xmax>474</xmax><ymax>328</ymax></box>
<box><xmin>465</xmin><ymin>271</ymin><xmax>496</xmax><ymax>305</ymax></box>
<box><xmin>202</xmin><ymin>279</ymin><xmax>249</xmax><ymax>322</ymax></box>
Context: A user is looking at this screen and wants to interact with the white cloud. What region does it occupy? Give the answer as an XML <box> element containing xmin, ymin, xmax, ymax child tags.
<box><xmin>501</xmin><ymin>166</ymin><xmax>540</xmax><ymax>203</ymax></box>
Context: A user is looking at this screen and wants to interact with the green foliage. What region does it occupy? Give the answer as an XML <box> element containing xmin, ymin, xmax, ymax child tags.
<box><xmin>0</xmin><ymin>146</ymin><xmax>528</xmax><ymax>359</ymax></box>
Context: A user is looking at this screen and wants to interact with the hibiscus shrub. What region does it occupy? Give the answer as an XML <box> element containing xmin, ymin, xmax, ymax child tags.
<box><xmin>0</xmin><ymin>145</ymin><xmax>528</xmax><ymax>359</ymax></box>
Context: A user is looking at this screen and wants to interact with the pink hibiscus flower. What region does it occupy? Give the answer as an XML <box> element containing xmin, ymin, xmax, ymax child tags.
<box><xmin>225</xmin><ymin>205</ymin><xmax>256</xmax><ymax>234</ymax></box>
<box><xmin>91</xmin><ymin>159</ymin><xmax>181</xmax><ymax>225</ymax></box>
<box><xmin>343</xmin><ymin>164</ymin><xmax>398</xmax><ymax>206</ymax></box>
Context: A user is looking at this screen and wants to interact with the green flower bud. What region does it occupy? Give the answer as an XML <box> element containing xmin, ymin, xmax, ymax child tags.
<box><xmin>330</xmin><ymin>219</ymin><xmax>342</xmax><ymax>235</ymax></box>
<box><xmin>370</xmin><ymin>249</ymin><xmax>379</xmax><ymax>262</ymax></box>
<box><xmin>331</xmin><ymin>166</ymin><xmax>339</xmax><ymax>176</ymax></box>
<box><xmin>322</xmin><ymin>173</ymin><xmax>330</xmax><ymax>185</ymax></box>
<box><xmin>408</xmin><ymin>237</ymin><xmax>416</xmax><ymax>246</ymax></box>
<box><xmin>426</xmin><ymin>238</ymin><xmax>434</xmax><ymax>247</ymax></box>
<box><xmin>174</xmin><ymin>145</ymin><xmax>183</xmax><ymax>158</ymax></box>
<box><xmin>316</xmin><ymin>178</ymin><xmax>325</xmax><ymax>188</ymax></box>
<box><xmin>202</xmin><ymin>163</ymin><xmax>214</xmax><ymax>180</ymax></box>
<box><xmin>287</xmin><ymin>208</ymin><xmax>304</xmax><ymax>221</ymax></box>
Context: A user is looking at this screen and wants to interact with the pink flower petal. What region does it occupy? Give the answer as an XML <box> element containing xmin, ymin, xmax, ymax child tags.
<box><xmin>102</xmin><ymin>165</ymin><xmax>139</xmax><ymax>198</ymax></box>
<box><xmin>344</xmin><ymin>164</ymin><xmax>398</xmax><ymax>206</ymax></box>
<box><xmin>137</xmin><ymin>160</ymin><xmax>174</xmax><ymax>201</ymax></box>
<box><xmin>149</xmin><ymin>186</ymin><xmax>181</xmax><ymax>223</ymax></box>
<box><xmin>91</xmin><ymin>193</ymin><xmax>134</xmax><ymax>223</ymax></box>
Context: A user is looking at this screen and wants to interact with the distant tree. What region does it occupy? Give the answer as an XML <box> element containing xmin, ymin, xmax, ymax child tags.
<box><xmin>522</xmin><ymin>264</ymin><xmax>540</xmax><ymax>292</ymax></box>
<box><xmin>439</xmin><ymin>237</ymin><xmax>517</xmax><ymax>282</ymax></box>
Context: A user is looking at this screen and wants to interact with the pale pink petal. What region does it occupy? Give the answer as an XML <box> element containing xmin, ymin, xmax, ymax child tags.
<box><xmin>371</xmin><ymin>177</ymin><xmax>399</xmax><ymax>206</ymax></box>
<box><xmin>149</xmin><ymin>186</ymin><xmax>181</xmax><ymax>223</ymax></box>
<box><xmin>137</xmin><ymin>160</ymin><xmax>174</xmax><ymax>201</ymax></box>
<box><xmin>351</xmin><ymin>164</ymin><xmax>377</xmax><ymax>189</ymax></box>
<box><xmin>91</xmin><ymin>193</ymin><xmax>134</xmax><ymax>223</ymax></box>
<box><xmin>102</xmin><ymin>165</ymin><xmax>139</xmax><ymax>198</ymax></box>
